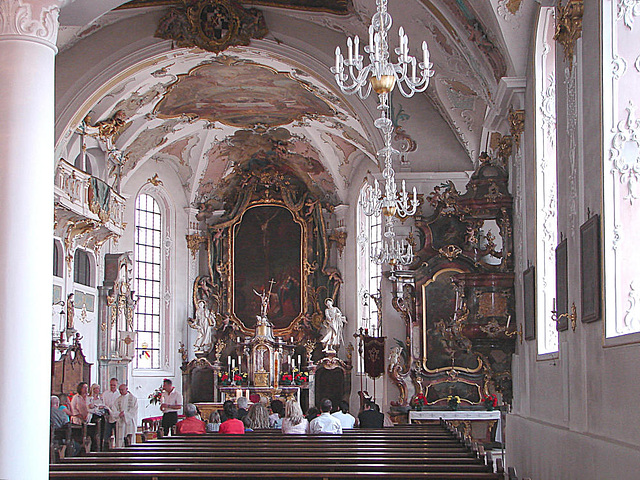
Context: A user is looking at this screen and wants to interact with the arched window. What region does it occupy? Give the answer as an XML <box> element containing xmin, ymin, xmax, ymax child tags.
<box><xmin>603</xmin><ymin>0</ymin><xmax>640</xmax><ymax>338</ymax></box>
<box><xmin>356</xmin><ymin>182</ymin><xmax>383</xmax><ymax>336</ymax></box>
<box><xmin>535</xmin><ymin>7</ymin><xmax>558</xmax><ymax>354</ymax></box>
<box><xmin>53</xmin><ymin>240</ymin><xmax>62</xmax><ymax>278</ymax></box>
<box><xmin>73</xmin><ymin>249</ymin><xmax>93</xmax><ymax>287</ymax></box>
<box><xmin>134</xmin><ymin>193</ymin><xmax>163</xmax><ymax>369</ymax></box>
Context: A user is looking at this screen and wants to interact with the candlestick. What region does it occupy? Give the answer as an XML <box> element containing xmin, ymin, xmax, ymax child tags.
<box><xmin>506</xmin><ymin>315</ymin><xmax>511</xmax><ymax>329</ymax></box>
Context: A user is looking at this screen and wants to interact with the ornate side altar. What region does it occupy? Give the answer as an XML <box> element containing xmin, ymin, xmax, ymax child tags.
<box><xmin>388</xmin><ymin>152</ymin><xmax>517</xmax><ymax>416</ymax></box>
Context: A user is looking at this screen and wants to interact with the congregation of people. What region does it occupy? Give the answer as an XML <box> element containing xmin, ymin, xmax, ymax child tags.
<box><xmin>51</xmin><ymin>378</ymin><xmax>390</xmax><ymax>458</ymax></box>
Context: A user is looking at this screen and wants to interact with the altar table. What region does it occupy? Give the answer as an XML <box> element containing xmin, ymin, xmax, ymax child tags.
<box><xmin>408</xmin><ymin>410</ymin><xmax>502</xmax><ymax>443</ymax></box>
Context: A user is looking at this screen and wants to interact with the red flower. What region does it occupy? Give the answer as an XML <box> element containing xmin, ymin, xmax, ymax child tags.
<box><xmin>234</xmin><ymin>374</ymin><xmax>243</xmax><ymax>382</ymax></box>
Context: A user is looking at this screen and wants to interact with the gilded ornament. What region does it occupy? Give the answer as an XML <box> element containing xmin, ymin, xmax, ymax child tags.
<box><xmin>439</xmin><ymin>244</ymin><xmax>462</xmax><ymax>260</ymax></box>
<box><xmin>508</xmin><ymin>109</ymin><xmax>525</xmax><ymax>149</ymax></box>
<box><xmin>328</xmin><ymin>230</ymin><xmax>347</xmax><ymax>257</ymax></box>
<box><xmin>554</xmin><ymin>0</ymin><xmax>584</xmax><ymax>71</ymax></box>
<box><xmin>155</xmin><ymin>0</ymin><xmax>268</xmax><ymax>54</ymax></box>
<box><xmin>147</xmin><ymin>174</ymin><xmax>163</xmax><ymax>186</ymax></box>
<box><xmin>186</xmin><ymin>233</ymin><xmax>207</xmax><ymax>258</ymax></box>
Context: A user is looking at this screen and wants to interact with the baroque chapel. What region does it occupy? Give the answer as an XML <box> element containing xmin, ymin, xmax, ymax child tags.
<box><xmin>1</xmin><ymin>0</ymin><xmax>639</xmax><ymax>479</ymax></box>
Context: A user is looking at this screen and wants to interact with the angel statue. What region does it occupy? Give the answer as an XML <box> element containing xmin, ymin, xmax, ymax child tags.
<box><xmin>320</xmin><ymin>298</ymin><xmax>347</xmax><ymax>353</ymax></box>
<box><xmin>188</xmin><ymin>300</ymin><xmax>215</xmax><ymax>353</ymax></box>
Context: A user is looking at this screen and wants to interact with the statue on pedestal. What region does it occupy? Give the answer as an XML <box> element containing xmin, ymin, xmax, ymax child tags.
<box><xmin>320</xmin><ymin>298</ymin><xmax>347</xmax><ymax>353</ymax></box>
<box><xmin>188</xmin><ymin>300</ymin><xmax>215</xmax><ymax>353</ymax></box>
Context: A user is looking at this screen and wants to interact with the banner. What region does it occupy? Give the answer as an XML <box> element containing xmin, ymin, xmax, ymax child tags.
<box><xmin>363</xmin><ymin>336</ymin><xmax>385</xmax><ymax>378</ymax></box>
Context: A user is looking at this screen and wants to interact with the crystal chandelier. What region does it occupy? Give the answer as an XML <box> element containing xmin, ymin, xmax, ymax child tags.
<box><xmin>331</xmin><ymin>0</ymin><xmax>432</xmax><ymax>269</ymax></box>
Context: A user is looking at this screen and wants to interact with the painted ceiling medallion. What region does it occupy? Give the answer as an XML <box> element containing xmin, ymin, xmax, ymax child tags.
<box><xmin>155</xmin><ymin>61</ymin><xmax>334</xmax><ymax>127</ymax></box>
<box><xmin>156</xmin><ymin>0</ymin><xmax>268</xmax><ymax>53</ymax></box>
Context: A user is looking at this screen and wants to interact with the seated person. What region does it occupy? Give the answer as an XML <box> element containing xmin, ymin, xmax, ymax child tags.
<box><xmin>281</xmin><ymin>399</ymin><xmax>308</xmax><ymax>434</ymax></box>
<box><xmin>176</xmin><ymin>404</ymin><xmax>206</xmax><ymax>435</ymax></box>
<box><xmin>206</xmin><ymin>410</ymin><xmax>221</xmax><ymax>433</ymax></box>
<box><xmin>51</xmin><ymin>395</ymin><xmax>70</xmax><ymax>430</ymax></box>
<box><xmin>236</xmin><ymin>396</ymin><xmax>249</xmax><ymax>421</ymax></box>
<box><xmin>269</xmin><ymin>399</ymin><xmax>284</xmax><ymax>429</ymax></box>
<box><xmin>332</xmin><ymin>400</ymin><xmax>356</xmax><ymax>429</ymax></box>
<box><xmin>243</xmin><ymin>402</ymin><xmax>269</xmax><ymax>430</ymax></box>
<box><xmin>305</xmin><ymin>406</ymin><xmax>319</xmax><ymax>423</ymax></box>
<box><xmin>309</xmin><ymin>398</ymin><xmax>342</xmax><ymax>434</ymax></box>
<box><xmin>358</xmin><ymin>400</ymin><xmax>384</xmax><ymax>428</ymax></box>
<box><xmin>218</xmin><ymin>402</ymin><xmax>245</xmax><ymax>434</ymax></box>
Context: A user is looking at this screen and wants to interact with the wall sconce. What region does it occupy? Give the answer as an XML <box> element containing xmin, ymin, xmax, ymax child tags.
<box><xmin>552</xmin><ymin>302</ymin><xmax>577</xmax><ymax>332</ymax></box>
<box><xmin>505</xmin><ymin>324</ymin><xmax>522</xmax><ymax>344</ymax></box>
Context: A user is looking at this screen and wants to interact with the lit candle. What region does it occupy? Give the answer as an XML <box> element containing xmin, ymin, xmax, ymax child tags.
<box><xmin>347</xmin><ymin>37</ymin><xmax>353</xmax><ymax>64</ymax></box>
<box><xmin>335</xmin><ymin>46</ymin><xmax>341</xmax><ymax>73</ymax></box>
<box><xmin>506</xmin><ymin>315</ymin><xmax>511</xmax><ymax>329</ymax></box>
<box><xmin>354</xmin><ymin>35</ymin><xmax>359</xmax><ymax>60</ymax></box>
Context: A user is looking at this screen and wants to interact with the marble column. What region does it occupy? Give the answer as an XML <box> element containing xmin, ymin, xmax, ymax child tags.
<box><xmin>0</xmin><ymin>1</ymin><xmax>62</xmax><ymax>478</ymax></box>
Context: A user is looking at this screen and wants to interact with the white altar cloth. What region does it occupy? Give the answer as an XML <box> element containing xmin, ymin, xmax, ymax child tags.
<box><xmin>408</xmin><ymin>410</ymin><xmax>502</xmax><ymax>443</ymax></box>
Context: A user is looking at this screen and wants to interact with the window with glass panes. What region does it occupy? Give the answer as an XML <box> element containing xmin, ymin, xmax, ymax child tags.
<box><xmin>367</xmin><ymin>214</ymin><xmax>382</xmax><ymax>335</ymax></box>
<box><xmin>134</xmin><ymin>194</ymin><xmax>162</xmax><ymax>369</ymax></box>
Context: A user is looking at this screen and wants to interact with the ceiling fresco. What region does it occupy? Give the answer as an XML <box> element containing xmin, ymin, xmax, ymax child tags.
<box><xmin>55</xmin><ymin>0</ymin><xmax>538</xmax><ymax>209</ymax></box>
<box><xmin>196</xmin><ymin>128</ymin><xmax>338</xmax><ymax>206</ymax></box>
<box><xmin>117</xmin><ymin>0</ymin><xmax>351</xmax><ymax>15</ymax></box>
<box><xmin>155</xmin><ymin>60</ymin><xmax>335</xmax><ymax>127</ymax></box>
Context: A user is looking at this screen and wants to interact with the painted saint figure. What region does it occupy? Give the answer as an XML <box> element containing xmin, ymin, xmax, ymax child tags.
<box><xmin>320</xmin><ymin>298</ymin><xmax>347</xmax><ymax>353</ymax></box>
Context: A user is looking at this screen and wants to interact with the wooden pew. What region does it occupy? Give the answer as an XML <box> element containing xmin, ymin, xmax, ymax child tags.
<box><xmin>51</xmin><ymin>423</ymin><xmax>502</xmax><ymax>480</ymax></box>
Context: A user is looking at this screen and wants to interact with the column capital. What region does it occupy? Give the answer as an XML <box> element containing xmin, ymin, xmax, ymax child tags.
<box><xmin>0</xmin><ymin>0</ymin><xmax>64</xmax><ymax>51</ymax></box>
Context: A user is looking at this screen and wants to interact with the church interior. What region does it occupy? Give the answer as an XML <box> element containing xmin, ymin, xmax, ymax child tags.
<box><xmin>1</xmin><ymin>0</ymin><xmax>639</xmax><ymax>478</ymax></box>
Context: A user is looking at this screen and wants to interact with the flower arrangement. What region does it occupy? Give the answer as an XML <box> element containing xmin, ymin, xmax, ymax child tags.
<box><xmin>482</xmin><ymin>394</ymin><xmax>498</xmax><ymax>411</ymax></box>
<box><xmin>148</xmin><ymin>385</ymin><xmax>163</xmax><ymax>405</ymax></box>
<box><xmin>233</xmin><ymin>371</ymin><xmax>248</xmax><ymax>385</ymax></box>
<box><xmin>410</xmin><ymin>393</ymin><xmax>427</xmax><ymax>410</ymax></box>
<box><xmin>293</xmin><ymin>368</ymin><xmax>309</xmax><ymax>385</ymax></box>
<box><xmin>218</xmin><ymin>372</ymin><xmax>230</xmax><ymax>386</ymax></box>
<box><xmin>446</xmin><ymin>395</ymin><xmax>461</xmax><ymax>410</ymax></box>
<box><xmin>280</xmin><ymin>372</ymin><xmax>294</xmax><ymax>385</ymax></box>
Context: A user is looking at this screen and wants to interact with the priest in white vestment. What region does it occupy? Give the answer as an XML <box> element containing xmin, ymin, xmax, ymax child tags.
<box><xmin>113</xmin><ymin>383</ymin><xmax>138</xmax><ymax>447</ymax></box>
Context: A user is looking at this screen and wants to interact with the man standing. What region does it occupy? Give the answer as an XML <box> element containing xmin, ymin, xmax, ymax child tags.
<box><xmin>332</xmin><ymin>400</ymin><xmax>356</xmax><ymax>429</ymax></box>
<box><xmin>309</xmin><ymin>398</ymin><xmax>342</xmax><ymax>434</ymax></box>
<box><xmin>102</xmin><ymin>377</ymin><xmax>119</xmax><ymax>449</ymax></box>
<box><xmin>113</xmin><ymin>384</ymin><xmax>138</xmax><ymax>447</ymax></box>
<box><xmin>160</xmin><ymin>378</ymin><xmax>182</xmax><ymax>436</ymax></box>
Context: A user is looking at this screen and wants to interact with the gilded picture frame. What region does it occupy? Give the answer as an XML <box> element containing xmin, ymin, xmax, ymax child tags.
<box><xmin>228</xmin><ymin>202</ymin><xmax>307</xmax><ymax>336</ymax></box>
<box><xmin>580</xmin><ymin>214</ymin><xmax>601</xmax><ymax>323</ymax></box>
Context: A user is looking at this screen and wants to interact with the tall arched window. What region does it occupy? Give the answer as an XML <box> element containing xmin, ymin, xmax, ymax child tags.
<box><xmin>73</xmin><ymin>249</ymin><xmax>93</xmax><ymax>287</ymax></box>
<box><xmin>535</xmin><ymin>7</ymin><xmax>558</xmax><ymax>354</ymax></box>
<box><xmin>134</xmin><ymin>193</ymin><xmax>163</xmax><ymax>369</ymax></box>
<box><xmin>356</xmin><ymin>181</ymin><xmax>383</xmax><ymax>337</ymax></box>
<box><xmin>603</xmin><ymin>0</ymin><xmax>640</xmax><ymax>338</ymax></box>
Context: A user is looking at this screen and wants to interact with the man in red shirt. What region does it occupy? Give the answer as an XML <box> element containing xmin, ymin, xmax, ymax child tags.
<box><xmin>176</xmin><ymin>404</ymin><xmax>206</xmax><ymax>435</ymax></box>
<box><xmin>218</xmin><ymin>402</ymin><xmax>245</xmax><ymax>434</ymax></box>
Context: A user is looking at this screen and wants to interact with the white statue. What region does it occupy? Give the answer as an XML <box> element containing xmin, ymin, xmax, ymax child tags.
<box><xmin>320</xmin><ymin>298</ymin><xmax>347</xmax><ymax>353</ymax></box>
<box><xmin>188</xmin><ymin>300</ymin><xmax>214</xmax><ymax>353</ymax></box>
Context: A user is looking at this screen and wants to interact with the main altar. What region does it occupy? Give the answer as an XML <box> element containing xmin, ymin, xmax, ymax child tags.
<box><xmin>180</xmin><ymin>149</ymin><xmax>351</xmax><ymax>410</ymax></box>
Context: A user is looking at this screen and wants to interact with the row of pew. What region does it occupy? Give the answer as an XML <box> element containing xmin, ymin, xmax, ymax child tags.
<box><xmin>50</xmin><ymin>419</ymin><xmax>505</xmax><ymax>479</ymax></box>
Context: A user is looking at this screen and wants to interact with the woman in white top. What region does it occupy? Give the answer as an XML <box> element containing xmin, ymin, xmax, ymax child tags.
<box><xmin>281</xmin><ymin>399</ymin><xmax>309</xmax><ymax>434</ymax></box>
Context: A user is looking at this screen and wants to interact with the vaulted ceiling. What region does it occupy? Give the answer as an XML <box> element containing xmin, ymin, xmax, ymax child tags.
<box><xmin>54</xmin><ymin>0</ymin><xmax>537</xmax><ymax>208</ymax></box>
